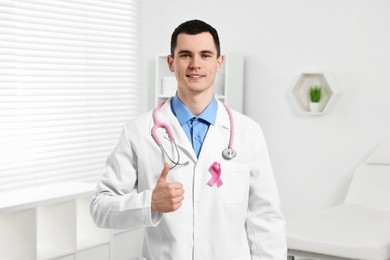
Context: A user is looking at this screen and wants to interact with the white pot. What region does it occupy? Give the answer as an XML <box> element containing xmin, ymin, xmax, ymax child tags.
<box><xmin>309</xmin><ymin>102</ymin><xmax>321</xmax><ymax>112</ymax></box>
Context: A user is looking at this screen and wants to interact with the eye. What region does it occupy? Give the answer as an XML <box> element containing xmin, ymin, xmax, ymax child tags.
<box><xmin>180</xmin><ymin>53</ymin><xmax>190</xmax><ymax>58</ymax></box>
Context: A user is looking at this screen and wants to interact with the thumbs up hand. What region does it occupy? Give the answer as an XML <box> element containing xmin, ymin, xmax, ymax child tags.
<box><xmin>151</xmin><ymin>163</ymin><xmax>185</xmax><ymax>213</ymax></box>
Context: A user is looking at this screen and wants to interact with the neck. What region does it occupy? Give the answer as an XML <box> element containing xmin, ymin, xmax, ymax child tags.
<box><xmin>177</xmin><ymin>91</ymin><xmax>214</xmax><ymax>116</ymax></box>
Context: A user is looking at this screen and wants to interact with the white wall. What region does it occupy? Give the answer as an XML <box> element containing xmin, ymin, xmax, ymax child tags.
<box><xmin>141</xmin><ymin>0</ymin><xmax>390</xmax><ymax>220</ymax></box>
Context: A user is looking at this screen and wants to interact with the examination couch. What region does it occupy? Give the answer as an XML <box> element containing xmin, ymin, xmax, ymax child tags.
<box><xmin>287</xmin><ymin>137</ymin><xmax>390</xmax><ymax>260</ymax></box>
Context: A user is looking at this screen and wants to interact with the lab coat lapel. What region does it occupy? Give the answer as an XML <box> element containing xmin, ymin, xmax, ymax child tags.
<box><xmin>198</xmin><ymin>99</ymin><xmax>234</xmax><ymax>161</ymax></box>
<box><xmin>214</xmin><ymin>99</ymin><xmax>233</xmax><ymax>134</ymax></box>
<box><xmin>152</xmin><ymin>99</ymin><xmax>197</xmax><ymax>163</ymax></box>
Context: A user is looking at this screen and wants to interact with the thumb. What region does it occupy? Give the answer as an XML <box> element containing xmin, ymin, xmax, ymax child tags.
<box><xmin>158</xmin><ymin>162</ymin><xmax>170</xmax><ymax>182</ymax></box>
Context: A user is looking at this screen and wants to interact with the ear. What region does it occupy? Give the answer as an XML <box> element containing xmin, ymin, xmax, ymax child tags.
<box><xmin>167</xmin><ymin>55</ymin><xmax>174</xmax><ymax>72</ymax></box>
<box><xmin>216</xmin><ymin>55</ymin><xmax>224</xmax><ymax>72</ymax></box>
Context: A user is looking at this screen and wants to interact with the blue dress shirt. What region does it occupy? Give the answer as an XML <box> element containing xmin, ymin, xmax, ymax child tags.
<box><xmin>171</xmin><ymin>95</ymin><xmax>217</xmax><ymax>158</ymax></box>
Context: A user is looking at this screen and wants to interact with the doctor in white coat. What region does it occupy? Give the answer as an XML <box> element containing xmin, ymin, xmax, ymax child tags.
<box><xmin>90</xmin><ymin>19</ymin><xmax>287</xmax><ymax>260</ymax></box>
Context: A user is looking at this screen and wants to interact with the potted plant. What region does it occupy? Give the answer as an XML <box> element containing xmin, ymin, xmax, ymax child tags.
<box><xmin>308</xmin><ymin>86</ymin><xmax>322</xmax><ymax>112</ymax></box>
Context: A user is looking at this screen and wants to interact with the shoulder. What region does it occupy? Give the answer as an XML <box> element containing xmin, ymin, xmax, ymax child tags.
<box><xmin>122</xmin><ymin>110</ymin><xmax>153</xmax><ymax>137</ymax></box>
<box><xmin>229</xmin><ymin>108</ymin><xmax>263</xmax><ymax>134</ymax></box>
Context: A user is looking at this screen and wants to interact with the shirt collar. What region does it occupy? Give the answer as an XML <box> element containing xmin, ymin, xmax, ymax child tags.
<box><xmin>171</xmin><ymin>94</ymin><xmax>217</xmax><ymax>126</ymax></box>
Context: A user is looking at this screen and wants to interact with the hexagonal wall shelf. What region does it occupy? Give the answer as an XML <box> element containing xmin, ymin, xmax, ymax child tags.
<box><xmin>291</xmin><ymin>72</ymin><xmax>341</xmax><ymax>115</ymax></box>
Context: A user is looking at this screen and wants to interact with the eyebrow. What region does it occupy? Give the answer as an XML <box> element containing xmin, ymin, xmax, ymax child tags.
<box><xmin>177</xmin><ymin>50</ymin><xmax>191</xmax><ymax>55</ymax></box>
<box><xmin>200</xmin><ymin>50</ymin><xmax>215</xmax><ymax>55</ymax></box>
<box><xmin>177</xmin><ymin>50</ymin><xmax>215</xmax><ymax>55</ymax></box>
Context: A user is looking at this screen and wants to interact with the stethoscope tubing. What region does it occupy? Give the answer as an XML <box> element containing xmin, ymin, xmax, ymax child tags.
<box><xmin>151</xmin><ymin>99</ymin><xmax>236</xmax><ymax>168</ymax></box>
<box><xmin>222</xmin><ymin>102</ymin><xmax>234</xmax><ymax>150</ymax></box>
<box><xmin>151</xmin><ymin>101</ymin><xmax>175</xmax><ymax>146</ymax></box>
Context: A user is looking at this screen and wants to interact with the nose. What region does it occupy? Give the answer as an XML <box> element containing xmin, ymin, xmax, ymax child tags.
<box><xmin>189</xmin><ymin>55</ymin><xmax>201</xmax><ymax>70</ymax></box>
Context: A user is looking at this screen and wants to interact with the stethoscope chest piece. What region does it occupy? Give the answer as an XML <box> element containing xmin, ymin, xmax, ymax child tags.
<box><xmin>222</xmin><ymin>148</ymin><xmax>237</xmax><ymax>160</ymax></box>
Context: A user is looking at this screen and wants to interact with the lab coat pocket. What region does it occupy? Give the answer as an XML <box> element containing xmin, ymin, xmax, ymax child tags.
<box><xmin>220</xmin><ymin>162</ymin><xmax>250</xmax><ymax>204</ymax></box>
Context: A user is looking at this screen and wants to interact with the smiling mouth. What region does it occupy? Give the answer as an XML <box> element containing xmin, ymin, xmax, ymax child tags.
<box><xmin>187</xmin><ymin>74</ymin><xmax>204</xmax><ymax>79</ymax></box>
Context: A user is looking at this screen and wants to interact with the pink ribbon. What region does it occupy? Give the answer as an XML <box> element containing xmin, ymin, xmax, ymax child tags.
<box><xmin>208</xmin><ymin>162</ymin><xmax>223</xmax><ymax>187</ymax></box>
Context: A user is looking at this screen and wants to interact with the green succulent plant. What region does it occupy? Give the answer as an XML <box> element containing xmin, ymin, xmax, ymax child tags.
<box><xmin>309</xmin><ymin>86</ymin><xmax>322</xmax><ymax>103</ymax></box>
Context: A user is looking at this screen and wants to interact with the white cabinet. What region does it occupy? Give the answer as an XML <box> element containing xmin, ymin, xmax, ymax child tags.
<box><xmin>76</xmin><ymin>197</ymin><xmax>112</xmax><ymax>251</ymax></box>
<box><xmin>76</xmin><ymin>244</ymin><xmax>110</xmax><ymax>260</ymax></box>
<box><xmin>0</xmin><ymin>209</ymin><xmax>36</xmax><ymax>260</ymax></box>
<box><xmin>111</xmin><ymin>229</ymin><xmax>144</xmax><ymax>260</ymax></box>
<box><xmin>56</xmin><ymin>256</ymin><xmax>74</xmax><ymax>260</ymax></box>
<box><xmin>155</xmin><ymin>53</ymin><xmax>244</xmax><ymax>113</ymax></box>
<box><xmin>37</xmin><ymin>201</ymin><xmax>76</xmax><ymax>259</ymax></box>
<box><xmin>0</xmin><ymin>182</ymin><xmax>142</xmax><ymax>260</ymax></box>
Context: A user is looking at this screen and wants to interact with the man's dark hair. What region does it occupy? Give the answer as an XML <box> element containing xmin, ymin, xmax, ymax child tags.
<box><xmin>170</xmin><ymin>19</ymin><xmax>221</xmax><ymax>57</ymax></box>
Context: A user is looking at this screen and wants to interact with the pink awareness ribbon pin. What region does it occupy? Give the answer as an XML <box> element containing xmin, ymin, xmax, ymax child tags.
<box><xmin>208</xmin><ymin>162</ymin><xmax>223</xmax><ymax>187</ymax></box>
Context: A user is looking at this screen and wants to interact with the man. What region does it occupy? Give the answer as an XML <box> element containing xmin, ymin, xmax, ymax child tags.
<box><xmin>90</xmin><ymin>19</ymin><xmax>287</xmax><ymax>260</ymax></box>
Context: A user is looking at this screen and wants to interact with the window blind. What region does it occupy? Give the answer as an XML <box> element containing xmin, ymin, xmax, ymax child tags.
<box><xmin>0</xmin><ymin>0</ymin><xmax>142</xmax><ymax>191</ymax></box>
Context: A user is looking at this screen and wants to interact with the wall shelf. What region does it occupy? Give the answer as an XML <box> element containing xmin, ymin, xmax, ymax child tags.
<box><xmin>291</xmin><ymin>72</ymin><xmax>341</xmax><ymax>115</ymax></box>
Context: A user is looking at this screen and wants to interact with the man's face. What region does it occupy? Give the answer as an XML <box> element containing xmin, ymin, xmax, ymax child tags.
<box><xmin>168</xmin><ymin>32</ymin><xmax>224</xmax><ymax>99</ymax></box>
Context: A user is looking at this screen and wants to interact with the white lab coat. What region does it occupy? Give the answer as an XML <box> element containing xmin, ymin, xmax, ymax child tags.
<box><xmin>90</xmin><ymin>98</ymin><xmax>287</xmax><ymax>260</ymax></box>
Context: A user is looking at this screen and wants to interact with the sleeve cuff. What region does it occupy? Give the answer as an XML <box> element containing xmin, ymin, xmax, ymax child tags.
<box><xmin>144</xmin><ymin>189</ymin><xmax>163</xmax><ymax>226</ymax></box>
<box><xmin>151</xmin><ymin>211</ymin><xmax>162</xmax><ymax>226</ymax></box>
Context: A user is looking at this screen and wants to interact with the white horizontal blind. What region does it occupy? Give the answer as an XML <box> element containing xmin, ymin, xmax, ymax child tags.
<box><xmin>0</xmin><ymin>0</ymin><xmax>142</xmax><ymax>191</ymax></box>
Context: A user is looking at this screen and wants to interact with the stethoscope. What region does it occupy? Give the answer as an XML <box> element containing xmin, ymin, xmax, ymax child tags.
<box><xmin>151</xmin><ymin>100</ymin><xmax>237</xmax><ymax>169</ymax></box>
